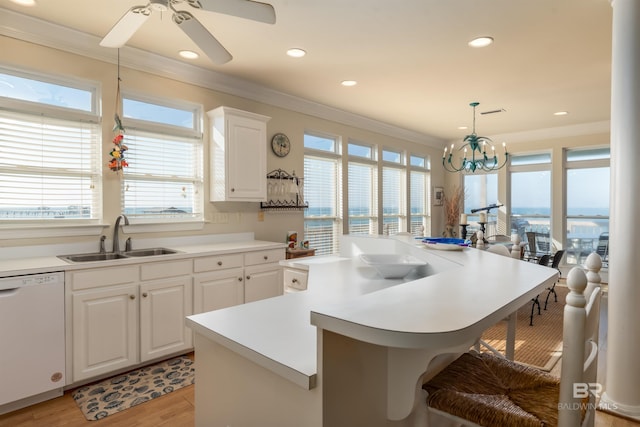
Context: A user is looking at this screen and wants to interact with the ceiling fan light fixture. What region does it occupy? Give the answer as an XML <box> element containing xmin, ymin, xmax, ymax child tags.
<box><xmin>150</xmin><ymin>0</ymin><xmax>169</xmax><ymax>12</ymax></box>
<box><xmin>468</xmin><ymin>36</ymin><xmax>494</xmax><ymax>48</ymax></box>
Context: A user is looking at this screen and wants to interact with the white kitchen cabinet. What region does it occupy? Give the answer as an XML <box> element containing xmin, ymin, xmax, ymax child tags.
<box><xmin>139</xmin><ymin>277</ymin><xmax>193</xmax><ymax>362</ymax></box>
<box><xmin>71</xmin><ymin>284</ymin><xmax>138</xmax><ymax>381</ymax></box>
<box><xmin>283</xmin><ymin>267</ymin><xmax>309</xmax><ymax>292</ymax></box>
<box><xmin>208</xmin><ymin>106</ymin><xmax>271</xmax><ymax>202</ymax></box>
<box><xmin>68</xmin><ymin>262</ymin><xmax>193</xmax><ymax>382</ymax></box>
<box><xmin>193</xmin><ymin>268</ymin><xmax>244</xmax><ymax>314</ymax></box>
<box><xmin>244</xmin><ymin>263</ymin><xmax>283</xmax><ymax>303</ymax></box>
<box><xmin>244</xmin><ymin>248</ymin><xmax>284</xmax><ymax>303</ymax></box>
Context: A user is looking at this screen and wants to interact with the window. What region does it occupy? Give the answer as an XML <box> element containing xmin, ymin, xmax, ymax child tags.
<box><xmin>304</xmin><ymin>132</ymin><xmax>341</xmax><ymax>255</ymax></box>
<box><xmin>463</xmin><ymin>173</ymin><xmax>498</xmax><ymax>236</ymax></box>
<box><xmin>121</xmin><ymin>94</ymin><xmax>203</xmax><ymax>222</ymax></box>
<box><xmin>0</xmin><ymin>69</ymin><xmax>101</xmax><ymax>224</ymax></box>
<box><xmin>510</xmin><ymin>152</ymin><xmax>552</xmax><ymax>242</ymax></box>
<box><xmin>381</xmin><ymin>149</ymin><xmax>405</xmax><ymax>235</ymax></box>
<box><xmin>409</xmin><ymin>154</ymin><xmax>430</xmax><ymax>236</ymax></box>
<box><xmin>347</xmin><ymin>141</ymin><xmax>377</xmax><ymax>235</ymax></box>
<box><xmin>565</xmin><ymin>147</ymin><xmax>610</xmax><ymax>265</ymax></box>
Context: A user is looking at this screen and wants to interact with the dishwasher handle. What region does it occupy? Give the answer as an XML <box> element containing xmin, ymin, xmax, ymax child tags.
<box><xmin>0</xmin><ymin>288</ymin><xmax>18</xmax><ymax>297</ymax></box>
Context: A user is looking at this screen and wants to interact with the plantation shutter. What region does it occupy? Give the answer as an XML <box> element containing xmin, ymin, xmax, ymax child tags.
<box><xmin>303</xmin><ymin>155</ymin><xmax>340</xmax><ymax>255</ymax></box>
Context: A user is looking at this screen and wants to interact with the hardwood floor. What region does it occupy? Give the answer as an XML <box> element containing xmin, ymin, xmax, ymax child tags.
<box><xmin>1</xmin><ymin>293</ymin><xmax>638</xmax><ymax>426</ymax></box>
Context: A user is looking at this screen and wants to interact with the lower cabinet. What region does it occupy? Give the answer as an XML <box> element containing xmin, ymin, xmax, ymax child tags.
<box><xmin>245</xmin><ymin>263</ymin><xmax>283</xmax><ymax>303</ymax></box>
<box><xmin>193</xmin><ymin>268</ymin><xmax>244</xmax><ymax>314</ymax></box>
<box><xmin>139</xmin><ymin>277</ymin><xmax>193</xmax><ymax>362</ymax></box>
<box><xmin>68</xmin><ymin>264</ymin><xmax>193</xmax><ymax>382</ymax></box>
<box><xmin>67</xmin><ymin>246</ymin><xmax>283</xmax><ymax>384</ymax></box>
<box><xmin>71</xmin><ymin>284</ymin><xmax>138</xmax><ymax>381</ymax></box>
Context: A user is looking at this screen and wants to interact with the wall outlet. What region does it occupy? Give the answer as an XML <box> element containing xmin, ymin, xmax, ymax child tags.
<box><xmin>257</xmin><ymin>211</ymin><xmax>264</xmax><ymax>222</ymax></box>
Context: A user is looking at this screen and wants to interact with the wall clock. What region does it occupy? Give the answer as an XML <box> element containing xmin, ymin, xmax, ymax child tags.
<box><xmin>271</xmin><ymin>133</ymin><xmax>291</xmax><ymax>157</ymax></box>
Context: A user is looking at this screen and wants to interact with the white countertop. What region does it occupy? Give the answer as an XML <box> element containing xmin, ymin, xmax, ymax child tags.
<box><xmin>0</xmin><ymin>233</ymin><xmax>285</xmax><ymax>277</ymax></box>
<box><xmin>186</xmin><ymin>235</ymin><xmax>559</xmax><ymax>390</ymax></box>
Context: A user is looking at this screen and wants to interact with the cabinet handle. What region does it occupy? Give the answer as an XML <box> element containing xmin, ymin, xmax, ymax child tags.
<box><xmin>217</xmin><ymin>261</ymin><xmax>223</xmax><ymax>266</ymax></box>
<box><xmin>231</xmin><ymin>188</ymin><xmax>235</xmax><ymax>192</ymax></box>
<box><xmin>246</xmin><ymin>275</ymin><xmax>251</xmax><ymax>280</ymax></box>
<box><xmin>142</xmin><ymin>292</ymin><xmax>148</xmax><ymax>298</ymax></box>
<box><xmin>292</xmin><ymin>278</ymin><xmax>298</xmax><ymax>283</ymax></box>
<box><xmin>263</xmin><ymin>255</ymin><xmax>268</xmax><ymax>260</ymax></box>
<box><xmin>238</xmin><ymin>277</ymin><xmax>243</xmax><ymax>282</ymax></box>
<box><xmin>129</xmin><ymin>295</ymin><xmax>135</xmax><ymax>300</ymax></box>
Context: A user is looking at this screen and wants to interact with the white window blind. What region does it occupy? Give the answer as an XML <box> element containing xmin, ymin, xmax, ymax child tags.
<box><xmin>382</xmin><ymin>166</ymin><xmax>404</xmax><ymax>235</ymax></box>
<box><xmin>348</xmin><ymin>161</ymin><xmax>377</xmax><ymax>235</ymax></box>
<box><xmin>123</xmin><ymin>130</ymin><xmax>203</xmax><ymax>220</ymax></box>
<box><xmin>303</xmin><ymin>155</ymin><xmax>341</xmax><ymax>255</ymax></box>
<box><xmin>0</xmin><ymin>110</ymin><xmax>101</xmax><ymax>220</ymax></box>
<box><xmin>410</xmin><ymin>169</ymin><xmax>428</xmax><ymax>235</ymax></box>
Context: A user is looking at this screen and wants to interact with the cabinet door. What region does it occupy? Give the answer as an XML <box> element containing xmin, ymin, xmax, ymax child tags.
<box><xmin>226</xmin><ymin>113</ymin><xmax>267</xmax><ymax>200</ymax></box>
<box><xmin>72</xmin><ymin>285</ymin><xmax>138</xmax><ymax>381</ymax></box>
<box><xmin>139</xmin><ymin>277</ymin><xmax>193</xmax><ymax>362</ymax></box>
<box><xmin>193</xmin><ymin>268</ymin><xmax>244</xmax><ymax>314</ymax></box>
<box><xmin>244</xmin><ymin>263</ymin><xmax>283</xmax><ymax>303</ymax></box>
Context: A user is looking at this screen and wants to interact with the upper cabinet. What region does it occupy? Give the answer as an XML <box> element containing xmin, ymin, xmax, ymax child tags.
<box><xmin>208</xmin><ymin>106</ymin><xmax>271</xmax><ymax>202</ymax></box>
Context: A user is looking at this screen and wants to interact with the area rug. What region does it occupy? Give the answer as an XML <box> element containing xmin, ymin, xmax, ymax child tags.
<box><xmin>480</xmin><ymin>284</ymin><xmax>568</xmax><ymax>372</ymax></box>
<box><xmin>72</xmin><ymin>356</ymin><xmax>194</xmax><ymax>421</ymax></box>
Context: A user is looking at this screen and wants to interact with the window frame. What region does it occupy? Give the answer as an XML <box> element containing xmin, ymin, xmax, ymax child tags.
<box><xmin>120</xmin><ymin>92</ymin><xmax>204</xmax><ymax>226</ymax></box>
<box><xmin>0</xmin><ymin>67</ymin><xmax>103</xmax><ymax>238</ymax></box>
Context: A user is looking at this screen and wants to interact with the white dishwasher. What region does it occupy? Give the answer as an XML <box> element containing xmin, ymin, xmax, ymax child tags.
<box><xmin>0</xmin><ymin>271</ymin><xmax>65</xmax><ymax>413</ymax></box>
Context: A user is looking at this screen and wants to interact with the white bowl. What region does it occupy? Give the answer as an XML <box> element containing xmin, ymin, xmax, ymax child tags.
<box><xmin>359</xmin><ymin>254</ymin><xmax>427</xmax><ymax>279</ymax></box>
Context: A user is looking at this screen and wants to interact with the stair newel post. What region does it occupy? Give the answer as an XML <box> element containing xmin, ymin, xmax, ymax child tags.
<box><xmin>510</xmin><ymin>234</ymin><xmax>522</xmax><ymax>259</ymax></box>
<box><xmin>558</xmin><ymin>267</ymin><xmax>587</xmax><ymax>427</ymax></box>
<box><xmin>585</xmin><ymin>252</ymin><xmax>603</xmax><ymax>302</ymax></box>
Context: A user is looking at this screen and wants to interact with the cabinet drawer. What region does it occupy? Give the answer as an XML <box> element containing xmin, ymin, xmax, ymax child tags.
<box><xmin>68</xmin><ymin>265</ymin><xmax>139</xmax><ymax>291</ymax></box>
<box><xmin>283</xmin><ymin>268</ymin><xmax>308</xmax><ymax>291</ymax></box>
<box><xmin>140</xmin><ymin>259</ymin><xmax>192</xmax><ymax>281</ymax></box>
<box><xmin>193</xmin><ymin>253</ymin><xmax>243</xmax><ymax>273</ymax></box>
<box><xmin>244</xmin><ymin>248</ymin><xmax>285</xmax><ymax>266</ymax></box>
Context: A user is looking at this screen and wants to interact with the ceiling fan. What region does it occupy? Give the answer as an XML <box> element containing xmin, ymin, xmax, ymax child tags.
<box><xmin>99</xmin><ymin>0</ymin><xmax>276</xmax><ymax>64</ymax></box>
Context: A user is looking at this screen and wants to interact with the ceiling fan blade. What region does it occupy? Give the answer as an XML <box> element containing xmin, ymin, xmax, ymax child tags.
<box><xmin>174</xmin><ymin>11</ymin><xmax>232</xmax><ymax>64</ymax></box>
<box><xmin>100</xmin><ymin>6</ymin><xmax>151</xmax><ymax>48</ymax></box>
<box><xmin>197</xmin><ymin>0</ymin><xmax>276</xmax><ymax>24</ymax></box>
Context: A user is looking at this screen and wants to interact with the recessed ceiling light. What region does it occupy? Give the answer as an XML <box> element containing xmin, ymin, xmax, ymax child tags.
<box><xmin>554</xmin><ymin>111</ymin><xmax>569</xmax><ymax>116</ymax></box>
<box><xmin>179</xmin><ymin>50</ymin><xmax>199</xmax><ymax>59</ymax></box>
<box><xmin>10</xmin><ymin>0</ymin><xmax>36</xmax><ymax>6</ymax></box>
<box><xmin>458</xmin><ymin>126</ymin><xmax>468</xmax><ymax>130</ymax></box>
<box><xmin>468</xmin><ymin>36</ymin><xmax>494</xmax><ymax>48</ymax></box>
<box><xmin>341</xmin><ymin>80</ymin><xmax>357</xmax><ymax>87</ymax></box>
<box><xmin>286</xmin><ymin>48</ymin><xmax>306</xmax><ymax>58</ymax></box>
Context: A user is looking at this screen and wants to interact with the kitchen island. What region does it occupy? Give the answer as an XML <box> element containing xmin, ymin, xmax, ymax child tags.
<box><xmin>186</xmin><ymin>235</ymin><xmax>558</xmax><ymax>427</ymax></box>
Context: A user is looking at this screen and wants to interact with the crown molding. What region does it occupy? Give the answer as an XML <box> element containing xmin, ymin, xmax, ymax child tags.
<box><xmin>0</xmin><ymin>8</ymin><xmax>444</xmax><ymax>148</ymax></box>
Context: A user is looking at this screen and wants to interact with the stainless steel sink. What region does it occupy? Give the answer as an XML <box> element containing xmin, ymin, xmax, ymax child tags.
<box><xmin>123</xmin><ymin>247</ymin><xmax>179</xmax><ymax>257</ymax></box>
<box><xmin>59</xmin><ymin>247</ymin><xmax>179</xmax><ymax>263</ymax></box>
<box><xmin>59</xmin><ymin>252</ymin><xmax>129</xmax><ymax>263</ymax></box>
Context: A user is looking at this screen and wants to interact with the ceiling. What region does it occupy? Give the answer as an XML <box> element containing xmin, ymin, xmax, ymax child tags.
<box><xmin>0</xmin><ymin>0</ymin><xmax>613</xmax><ymax>144</ymax></box>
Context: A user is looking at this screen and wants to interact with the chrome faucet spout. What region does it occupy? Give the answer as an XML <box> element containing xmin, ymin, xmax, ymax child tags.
<box><xmin>113</xmin><ymin>214</ymin><xmax>130</xmax><ymax>254</ymax></box>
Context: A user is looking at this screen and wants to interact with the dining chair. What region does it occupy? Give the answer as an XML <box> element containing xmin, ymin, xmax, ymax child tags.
<box><xmin>595</xmin><ymin>232</ymin><xmax>609</xmax><ymax>268</ymax></box>
<box><xmin>544</xmin><ymin>249</ymin><xmax>566</xmax><ymax>310</ymax></box>
<box><xmin>529</xmin><ymin>254</ymin><xmax>551</xmax><ymax>326</ymax></box>
<box><xmin>423</xmin><ymin>262</ymin><xmax>602</xmax><ymax>427</ymax></box>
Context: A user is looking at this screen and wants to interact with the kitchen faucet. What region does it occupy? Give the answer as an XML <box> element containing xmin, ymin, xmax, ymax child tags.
<box><xmin>113</xmin><ymin>214</ymin><xmax>130</xmax><ymax>254</ymax></box>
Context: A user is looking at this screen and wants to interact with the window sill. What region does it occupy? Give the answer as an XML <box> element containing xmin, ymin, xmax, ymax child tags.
<box><xmin>123</xmin><ymin>220</ymin><xmax>206</xmax><ymax>234</ymax></box>
<box><xmin>0</xmin><ymin>223</ymin><xmax>108</xmax><ymax>240</ymax></box>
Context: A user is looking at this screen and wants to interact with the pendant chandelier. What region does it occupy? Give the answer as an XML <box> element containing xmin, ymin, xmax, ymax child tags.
<box><xmin>442</xmin><ymin>102</ymin><xmax>508</xmax><ymax>173</ymax></box>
